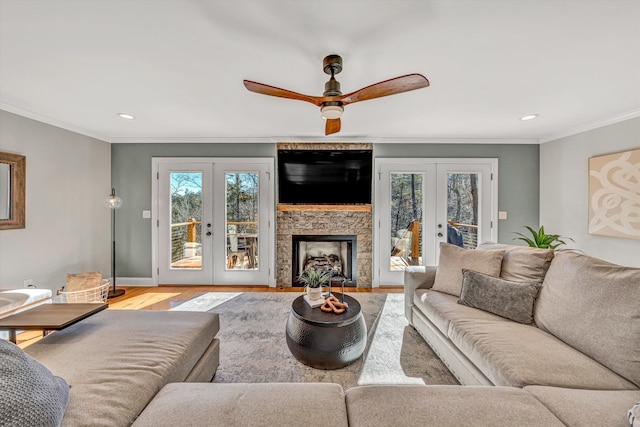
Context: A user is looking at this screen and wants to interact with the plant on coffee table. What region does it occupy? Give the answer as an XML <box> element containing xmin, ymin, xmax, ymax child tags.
<box><xmin>298</xmin><ymin>269</ymin><xmax>331</xmax><ymax>301</ymax></box>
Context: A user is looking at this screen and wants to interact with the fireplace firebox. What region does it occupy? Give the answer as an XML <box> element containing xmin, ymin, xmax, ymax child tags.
<box><xmin>292</xmin><ymin>235</ymin><xmax>357</xmax><ymax>287</ymax></box>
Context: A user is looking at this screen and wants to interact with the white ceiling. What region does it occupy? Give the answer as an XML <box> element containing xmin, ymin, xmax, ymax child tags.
<box><xmin>1</xmin><ymin>0</ymin><xmax>639</xmax><ymax>144</ymax></box>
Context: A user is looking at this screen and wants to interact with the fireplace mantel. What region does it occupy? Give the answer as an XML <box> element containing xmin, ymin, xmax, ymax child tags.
<box><xmin>277</xmin><ymin>204</ymin><xmax>371</xmax><ymax>212</ymax></box>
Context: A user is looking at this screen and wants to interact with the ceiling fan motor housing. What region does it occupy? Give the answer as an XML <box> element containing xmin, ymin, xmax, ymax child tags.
<box><xmin>323</xmin><ymin>54</ymin><xmax>343</xmax><ymax>75</ymax></box>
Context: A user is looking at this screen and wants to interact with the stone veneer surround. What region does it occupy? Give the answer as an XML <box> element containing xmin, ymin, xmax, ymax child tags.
<box><xmin>276</xmin><ymin>142</ymin><xmax>373</xmax><ymax>288</ymax></box>
<box><xmin>277</xmin><ymin>206</ymin><xmax>372</xmax><ymax>288</ymax></box>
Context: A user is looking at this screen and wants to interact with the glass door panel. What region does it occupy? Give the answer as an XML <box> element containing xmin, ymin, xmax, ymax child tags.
<box><xmin>225</xmin><ymin>172</ymin><xmax>259</xmax><ymax>270</ymax></box>
<box><xmin>389</xmin><ymin>172</ymin><xmax>423</xmax><ymax>270</ymax></box>
<box><xmin>158</xmin><ymin>163</ymin><xmax>213</xmax><ymax>285</ymax></box>
<box><xmin>170</xmin><ymin>172</ymin><xmax>203</xmax><ymax>269</ymax></box>
<box><xmin>446</xmin><ymin>173</ymin><xmax>480</xmax><ymax>249</ymax></box>
<box><xmin>213</xmin><ymin>162</ymin><xmax>271</xmax><ymax>285</ymax></box>
<box><xmin>435</xmin><ymin>163</ymin><xmax>495</xmax><ymax>261</ymax></box>
<box><xmin>377</xmin><ymin>161</ymin><xmax>436</xmax><ymax>286</ymax></box>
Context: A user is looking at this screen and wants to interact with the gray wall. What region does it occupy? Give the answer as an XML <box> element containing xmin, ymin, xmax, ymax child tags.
<box><xmin>540</xmin><ymin>117</ymin><xmax>640</xmax><ymax>267</ymax></box>
<box><xmin>113</xmin><ymin>142</ymin><xmax>538</xmax><ymax>278</ymax></box>
<box><xmin>0</xmin><ymin>110</ymin><xmax>111</xmax><ymax>291</ymax></box>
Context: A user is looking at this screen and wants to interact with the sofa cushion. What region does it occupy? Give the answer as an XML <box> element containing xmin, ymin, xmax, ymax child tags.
<box><xmin>345</xmin><ymin>385</ymin><xmax>564</xmax><ymax>426</ymax></box>
<box><xmin>132</xmin><ymin>383</ymin><xmax>349</xmax><ymax>427</ymax></box>
<box><xmin>432</xmin><ymin>243</ymin><xmax>505</xmax><ymax>296</ymax></box>
<box><xmin>535</xmin><ymin>251</ymin><xmax>640</xmax><ymax>387</ymax></box>
<box><xmin>24</xmin><ymin>310</ymin><xmax>220</xmax><ymax>427</ymax></box>
<box><xmin>524</xmin><ymin>386</ymin><xmax>640</xmax><ymax>427</ymax></box>
<box><xmin>0</xmin><ymin>339</ymin><xmax>69</xmax><ymax>427</ymax></box>
<box><xmin>477</xmin><ymin>242</ymin><xmax>554</xmax><ymax>282</ymax></box>
<box><xmin>414</xmin><ymin>289</ymin><xmax>508</xmax><ymax>336</ymax></box>
<box><xmin>458</xmin><ymin>269</ymin><xmax>541</xmax><ymax>325</ymax></box>
<box><xmin>448</xmin><ymin>317</ymin><xmax>637</xmax><ymax>389</ymax></box>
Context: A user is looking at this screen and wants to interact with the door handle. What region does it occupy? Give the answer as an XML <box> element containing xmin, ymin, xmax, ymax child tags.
<box><xmin>437</xmin><ymin>232</ymin><xmax>443</xmax><ymax>237</ymax></box>
<box><xmin>206</xmin><ymin>231</ymin><xmax>212</xmax><ymax>236</ymax></box>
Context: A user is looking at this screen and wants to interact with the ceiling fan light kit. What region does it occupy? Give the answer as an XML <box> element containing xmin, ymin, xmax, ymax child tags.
<box><xmin>243</xmin><ymin>54</ymin><xmax>429</xmax><ymax>135</ymax></box>
<box><xmin>321</xmin><ymin>103</ymin><xmax>343</xmax><ymax>120</ymax></box>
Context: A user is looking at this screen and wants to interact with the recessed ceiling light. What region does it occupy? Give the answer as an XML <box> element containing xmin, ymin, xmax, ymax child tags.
<box><xmin>117</xmin><ymin>113</ymin><xmax>135</xmax><ymax>120</ymax></box>
<box><xmin>519</xmin><ymin>114</ymin><xmax>539</xmax><ymax>121</ymax></box>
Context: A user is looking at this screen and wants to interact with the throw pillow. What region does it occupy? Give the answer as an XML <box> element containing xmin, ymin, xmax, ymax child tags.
<box><xmin>458</xmin><ymin>269</ymin><xmax>542</xmax><ymax>325</ymax></box>
<box><xmin>0</xmin><ymin>339</ymin><xmax>70</xmax><ymax>427</ymax></box>
<box><xmin>476</xmin><ymin>242</ymin><xmax>554</xmax><ymax>282</ymax></box>
<box><xmin>432</xmin><ymin>242</ymin><xmax>505</xmax><ymax>296</ymax></box>
<box><xmin>629</xmin><ymin>402</ymin><xmax>639</xmax><ymax>427</ymax></box>
<box><xmin>66</xmin><ymin>271</ymin><xmax>102</xmax><ymax>292</ymax></box>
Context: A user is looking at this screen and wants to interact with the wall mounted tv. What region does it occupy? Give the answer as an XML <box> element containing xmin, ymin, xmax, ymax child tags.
<box><xmin>278</xmin><ymin>149</ymin><xmax>373</xmax><ymax>204</ymax></box>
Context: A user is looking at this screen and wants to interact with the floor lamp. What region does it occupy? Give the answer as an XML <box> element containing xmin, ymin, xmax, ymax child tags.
<box><xmin>106</xmin><ymin>188</ymin><xmax>125</xmax><ymax>298</ymax></box>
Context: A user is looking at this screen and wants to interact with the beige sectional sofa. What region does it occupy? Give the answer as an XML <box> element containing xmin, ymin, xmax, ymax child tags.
<box><xmin>3</xmin><ymin>244</ymin><xmax>639</xmax><ymax>426</ymax></box>
<box><xmin>132</xmin><ymin>243</ymin><xmax>639</xmax><ymax>426</ymax></box>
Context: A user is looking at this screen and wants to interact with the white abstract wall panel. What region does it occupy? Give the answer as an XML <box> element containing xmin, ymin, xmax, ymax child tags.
<box><xmin>588</xmin><ymin>148</ymin><xmax>640</xmax><ymax>240</ymax></box>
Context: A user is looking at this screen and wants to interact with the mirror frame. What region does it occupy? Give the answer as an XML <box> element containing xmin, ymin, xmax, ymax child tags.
<box><xmin>0</xmin><ymin>152</ymin><xmax>26</xmax><ymax>230</ymax></box>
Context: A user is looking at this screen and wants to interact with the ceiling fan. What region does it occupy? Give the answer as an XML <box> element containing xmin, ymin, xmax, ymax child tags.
<box><xmin>243</xmin><ymin>54</ymin><xmax>430</xmax><ymax>135</ymax></box>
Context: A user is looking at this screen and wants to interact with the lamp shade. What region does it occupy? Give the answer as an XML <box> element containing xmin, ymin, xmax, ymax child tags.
<box><xmin>105</xmin><ymin>188</ymin><xmax>123</xmax><ymax>209</ymax></box>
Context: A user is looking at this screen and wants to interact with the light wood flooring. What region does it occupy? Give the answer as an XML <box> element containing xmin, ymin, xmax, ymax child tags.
<box><xmin>15</xmin><ymin>285</ymin><xmax>402</xmax><ymax>348</ymax></box>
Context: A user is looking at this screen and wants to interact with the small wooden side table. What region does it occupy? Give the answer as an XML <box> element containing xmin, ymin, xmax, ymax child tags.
<box><xmin>0</xmin><ymin>302</ymin><xmax>108</xmax><ymax>343</ymax></box>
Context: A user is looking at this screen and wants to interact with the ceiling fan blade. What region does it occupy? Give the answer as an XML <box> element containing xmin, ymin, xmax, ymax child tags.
<box><xmin>325</xmin><ymin>118</ymin><xmax>341</xmax><ymax>135</ymax></box>
<box><xmin>340</xmin><ymin>74</ymin><xmax>429</xmax><ymax>105</ymax></box>
<box><xmin>243</xmin><ymin>80</ymin><xmax>324</xmax><ymax>106</ymax></box>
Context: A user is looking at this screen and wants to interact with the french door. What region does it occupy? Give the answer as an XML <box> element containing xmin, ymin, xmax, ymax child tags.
<box><xmin>375</xmin><ymin>158</ymin><xmax>498</xmax><ymax>286</ymax></box>
<box><xmin>154</xmin><ymin>158</ymin><xmax>274</xmax><ymax>286</ymax></box>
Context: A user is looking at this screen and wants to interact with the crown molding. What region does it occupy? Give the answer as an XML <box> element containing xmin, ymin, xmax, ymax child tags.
<box><xmin>375</xmin><ymin>137</ymin><xmax>539</xmax><ymax>145</ymax></box>
<box><xmin>108</xmin><ymin>136</ymin><xmax>273</xmax><ymax>143</ymax></box>
<box><xmin>0</xmin><ymin>103</ymin><xmax>110</xmax><ymax>142</ymax></box>
<box><xmin>539</xmin><ymin>108</ymin><xmax>640</xmax><ymax>143</ymax></box>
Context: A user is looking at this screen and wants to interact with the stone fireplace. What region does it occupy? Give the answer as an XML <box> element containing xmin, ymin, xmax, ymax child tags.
<box><xmin>276</xmin><ymin>206</ymin><xmax>372</xmax><ymax>288</ymax></box>
<box><xmin>275</xmin><ymin>142</ymin><xmax>373</xmax><ymax>288</ymax></box>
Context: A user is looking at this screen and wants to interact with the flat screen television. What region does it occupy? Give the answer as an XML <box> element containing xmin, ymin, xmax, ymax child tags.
<box><xmin>278</xmin><ymin>149</ymin><xmax>373</xmax><ymax>204</ymax></box>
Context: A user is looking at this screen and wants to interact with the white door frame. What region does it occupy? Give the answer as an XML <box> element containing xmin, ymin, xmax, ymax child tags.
<box><xmin>151</xmin><ymin>157</ymin><xmax>275</xmax><ymax>287</ymax></box>
<box><xmin>373</xmin><ymin>158</ymin><xmax>498</xmax><ymax>287</ymax></box>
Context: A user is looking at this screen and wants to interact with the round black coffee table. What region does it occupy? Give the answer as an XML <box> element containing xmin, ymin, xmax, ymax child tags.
<box><xmin>285</xmin><ymin>293</ymin><xmax>367</xmax><ymax>369</ymax></box>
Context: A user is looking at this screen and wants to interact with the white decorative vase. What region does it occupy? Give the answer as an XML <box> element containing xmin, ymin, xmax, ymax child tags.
<box><xmin>306</xmin><ymin>286</ymin><xmax>322</xmax><ymax>301</ymax></box>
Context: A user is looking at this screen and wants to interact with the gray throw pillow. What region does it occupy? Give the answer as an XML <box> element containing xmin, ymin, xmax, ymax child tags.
<box><xmin>0</xmin><ymin>339</ymin><xmax>70</xmax><ymax>427</ymax></box>
<box><xmin>458</xmin><ymin>269</ymin><xmax>542</xmax><ymax>325</ymax></box>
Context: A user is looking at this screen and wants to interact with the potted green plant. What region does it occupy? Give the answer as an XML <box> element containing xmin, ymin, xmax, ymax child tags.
<box><xmin>298</xmin><ymin>269</ymin><xmax>331</xmax><ymax>301</ymax></box>
<box><xmin>513</xmin><ymin>225</ymin><xmax>573</xmax><ymax>250</ymax></box>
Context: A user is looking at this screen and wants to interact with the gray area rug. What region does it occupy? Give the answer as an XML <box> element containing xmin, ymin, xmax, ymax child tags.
<box><xmin>173</xmin><ymin>292</ymin><xmax>458</xmax><ymax>389</ymax></box>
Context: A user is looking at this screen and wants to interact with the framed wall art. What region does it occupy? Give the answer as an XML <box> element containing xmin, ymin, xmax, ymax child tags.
<box><xmin>588</xmin><ymin>148</ymin><xmax>640</xmax><ymax>240</ymax></box>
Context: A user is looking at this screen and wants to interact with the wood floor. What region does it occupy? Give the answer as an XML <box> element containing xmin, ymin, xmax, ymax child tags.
<box><xmin>15</xmin><ymin>285</ymin><xmax>402</xmax><ymax>348</ymax></box>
